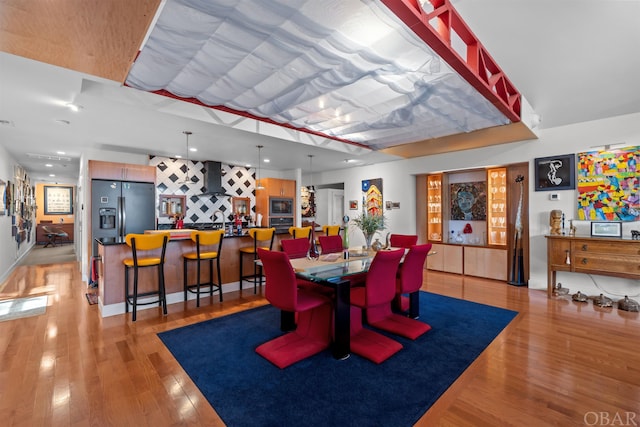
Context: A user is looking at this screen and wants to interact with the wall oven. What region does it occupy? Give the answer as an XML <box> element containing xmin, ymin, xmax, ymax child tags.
<box><xmin>269</xmin><ymin>197</ymin><xmax>294</xmax><ymax>217</ymax></box>
<box><xmin>269</xmin><ymin>216</ymin><xmax>294</xmax><ymax>233</ymax></box>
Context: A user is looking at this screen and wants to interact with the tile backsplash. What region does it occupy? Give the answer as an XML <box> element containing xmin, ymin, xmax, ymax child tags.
<box><xmin>150</xmin><ymin>156</ymin><xmax>255</xmax><ymax>226</ymax></box>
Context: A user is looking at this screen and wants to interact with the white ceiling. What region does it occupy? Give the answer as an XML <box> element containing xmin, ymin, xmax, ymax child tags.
<box><xmin>1</xmin><ymin>0</ymin><xmax>639</xmax><ymax>184</ymax></box>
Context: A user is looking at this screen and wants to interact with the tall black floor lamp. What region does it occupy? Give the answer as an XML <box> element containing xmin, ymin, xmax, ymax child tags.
<box><xmin>508</xmin><ymin>174</ymin><xmax>527</xmax><ymax>286</ymax></box>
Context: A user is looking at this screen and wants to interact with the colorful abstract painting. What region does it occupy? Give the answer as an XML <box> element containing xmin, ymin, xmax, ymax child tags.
<box><xmin>362</xmin><ymin>178</ymin><xmax>383</xmax><ymax>216</ymax></box>
<box><xmin>577</xmin><ymin>146</ymin><xmax>639</xmax><ymax>222</ymax></box>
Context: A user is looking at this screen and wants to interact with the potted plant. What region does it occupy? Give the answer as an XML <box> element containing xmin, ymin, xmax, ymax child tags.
<box><xmin>353</xmin><ymin>212</ymin><xmax>387</xmax><ymax>249</ymax></box>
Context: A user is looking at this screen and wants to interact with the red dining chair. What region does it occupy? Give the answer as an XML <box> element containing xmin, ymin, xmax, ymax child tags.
<box><xmin>348</xmin><ymin>249</ymin><xmax>404</xmax><ymax>363</ymax></box>
<box><xmin>281</xmin><ymin>238</ymin><xmax>333</xmax><ymax>298</ymax></box>
<box><xmin>318</xmin><ymin>235</ymin><xmax>343</xmax><ymax>254</ymax></box>
<box><xmin>360</xmin><ymin>245</ymin><xmax>432</xmax><ymax>340</ymax></box>
<box><xmin>255</xmin><ymin>248</ymin><xmax>333</xmax><ymax>369</ymax></box>
<box><xmin>280</xmin><ymin>237</ymin><xmax>310</xmax><ymax>259</ymax></box>
<box><xmin>394</xmin><ymin>243</ymin><xmax>432</xmax><ymax>319</ymax></box>
<box><xmin>389</xmin><ymin>234</ymin><xmax>418</xmax><ymax>248</ymax></box>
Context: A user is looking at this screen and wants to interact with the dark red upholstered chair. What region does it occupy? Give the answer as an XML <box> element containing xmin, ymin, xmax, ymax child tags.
<box><xmin>280</xmin><ymin>238</ymin><xmax>333</xmax><ymax>298</ymax></box>
<box><xmin>357</xmin><ymin>245</ymin><xmax>431</xmax><ymax>340</ymax></box>
<box><xmin>394</xmin><ymin>243</ymin><xmax>432</xmax><ymax>319</ymax></box>
<box><xmin>389</xmin><ymin>234</ymin><xmax>418</xmax><ymax>248</ymax></box>
<box><xmin>348</xmin><ymin>250</ymin><xmax>404</xmax><ymax>363</ymax></box>
<box><xmin>280</xmin><ymin>237</ymin><xmax>310</xmax><ymax>259</ymax></box>
<box><xmin>255</xmin><ymin>248</ymin><xmax>332</xmax><ymax>369</ymax></box>
<box><xmin>318</xmin><ymin>235</ymin><xmax>343</xmax><ymax>254</ymax></box>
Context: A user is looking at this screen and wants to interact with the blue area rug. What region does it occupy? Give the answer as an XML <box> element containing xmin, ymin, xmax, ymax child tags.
<box><xmin>158</xmin><ymin>292</ymin><xmax>517</xmax><ymax>426</ymax></box>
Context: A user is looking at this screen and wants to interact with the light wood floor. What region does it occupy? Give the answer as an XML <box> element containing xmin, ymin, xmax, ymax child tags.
<box><xmin>1</xmin><ymin>257</ymin><xmax>639</xmax><ymax>426</ymax></box>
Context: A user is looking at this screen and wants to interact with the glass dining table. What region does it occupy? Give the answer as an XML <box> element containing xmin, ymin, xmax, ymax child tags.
<box><xmin>289</xmin><ymin>250</ymin><xmax>377</xmax><ymax>360</ymax></box>
<box><xmin>259</xmin><ymin>247</ymin><xmax>431</xmax><ymax>360</ymax></box>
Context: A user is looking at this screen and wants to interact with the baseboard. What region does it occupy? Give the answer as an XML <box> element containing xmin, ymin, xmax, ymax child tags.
<box><xmin>98</xmin><ymin>281</ymin><xmax>249</xmax><ymax>318</ymax></box>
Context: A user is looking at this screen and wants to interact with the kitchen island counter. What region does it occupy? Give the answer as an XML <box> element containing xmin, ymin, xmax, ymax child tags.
<box><xmin>95</xmin><ymin>230</ymin><xmax>287</xmax><ymax>317</ymax></box>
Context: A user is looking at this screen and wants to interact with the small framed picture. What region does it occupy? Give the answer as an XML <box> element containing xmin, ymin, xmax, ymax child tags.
<box><xmin>590</xmin><ymin>221</ymin><xmax>622</xmax><ymax>238</ymax></box>
<box><xmin>534</xmin><ymin>154</ymin><xmax>576</xmax><ymax>191</ymax></box>
<box><xmin>349</xmin><ymin>200</ymin><xmax>358</xmax><ymax>210</ymax></box>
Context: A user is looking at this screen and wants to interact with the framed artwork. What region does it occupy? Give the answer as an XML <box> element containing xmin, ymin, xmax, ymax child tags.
<box><xmin>534</xmin><ymin>154</ymin><xmax>576</xmax><ymax>191</ymax></box>
<box><xmin>577</xmin><ymin>145</ymin><xmax>639</xmax><ymax>222</ymax></box>
<box><xmin>361</xmin><ymin>178</ymin><xmax>383</xmax><ymax>216</ymax></box>
<box><xmin>44</xmin><ymin>186</ymin><xmax>73</xmax><ymax>215</ymax></box>
<box><xmin>0</xmin><ymin>179</ymin><xmax>5</xmax><ymax>215</ymax></box>
<box><xmin>591</xmin><ymin>221</ymin><xmax>622</xmax><ymax>237</ymax></box>
<box><xmin>349</xmin><ymin>200</ymin><xmax>358</xmax><ymax>210</ymax></box>
<box><xmin>450</xmin><ymin>181</ymin><xmax>487</xmax><ymax>220</ymax></box>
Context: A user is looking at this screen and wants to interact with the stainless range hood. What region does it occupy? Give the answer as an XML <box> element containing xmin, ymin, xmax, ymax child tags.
<box><xmin>200</xmin><ymin>161</ymin><xmax>231</xmax><ymax>197</ymax></box>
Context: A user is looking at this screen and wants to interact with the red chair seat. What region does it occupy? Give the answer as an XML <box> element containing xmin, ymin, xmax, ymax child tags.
<box><xmin>349</xmin><ymin>306</ymin><xmax>402</xmax><ymax>364</ymax></box>
<box><xmin>255</xmin><ymin>248</ymin><xmax>333</xmax><ymax>368</ymax></box>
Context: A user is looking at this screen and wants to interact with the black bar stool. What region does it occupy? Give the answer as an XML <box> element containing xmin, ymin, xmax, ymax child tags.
<box><xmin>123</xmin><ymin>232</ymin><xmax>170</xmax><ymax>321</ymax></box>
<box><xmin>183</xmin><ymin>230</ymin><xmax>224</xmax><ymax>307</ymax></box>
<box><xmin>239</xmin><ymin>227</ymin><xmax>275</xmax><ymax>293</ymax></box>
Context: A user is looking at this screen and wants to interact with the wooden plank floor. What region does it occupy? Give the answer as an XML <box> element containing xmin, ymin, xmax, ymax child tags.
<box><xmin>1</xmin><ymin>258</ymin><xmax>639</xmax><ymax>426</ymax></box>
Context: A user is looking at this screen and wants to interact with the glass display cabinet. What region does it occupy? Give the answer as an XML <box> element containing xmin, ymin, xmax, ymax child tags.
<box><xmin>426</xmin><ymin>174</ymin><xmax>443</xmax><ymax>242</ymax></box>
<box><xmin>487</xmin><ymin>167</ymin><xmax>507</xmax><ymax>246</ymax></box>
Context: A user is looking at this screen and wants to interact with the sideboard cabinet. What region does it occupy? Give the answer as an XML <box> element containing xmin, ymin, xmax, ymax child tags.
<box><xmin>545</xmin><ymin>235</ymin><xmax>640</xmax><ymax>297</ymax></box>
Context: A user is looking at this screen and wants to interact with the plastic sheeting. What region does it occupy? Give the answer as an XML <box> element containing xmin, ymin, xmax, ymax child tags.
<box><xmin>126</xmin><ymin>0</ymin><xmax>510</xmax><ymax>149</ymax></box>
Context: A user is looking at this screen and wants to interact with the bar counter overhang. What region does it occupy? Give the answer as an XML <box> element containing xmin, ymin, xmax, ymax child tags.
<box><xmin>96</xmin><ymin>229</ymin><xmax>288</xmax><ymax>317</ymax></box>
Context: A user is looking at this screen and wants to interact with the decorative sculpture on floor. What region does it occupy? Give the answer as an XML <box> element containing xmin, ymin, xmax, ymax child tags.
<box><xmin>509</xmin><ymin>175</ymin><xmax>527</xmax><ymax>286</ymax></box>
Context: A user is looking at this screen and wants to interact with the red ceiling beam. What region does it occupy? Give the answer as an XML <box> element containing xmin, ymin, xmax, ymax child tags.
<box><xmin>381</xmin><ymin>0</ymin><xmax>521</xmax><ymax>122</ymax></box>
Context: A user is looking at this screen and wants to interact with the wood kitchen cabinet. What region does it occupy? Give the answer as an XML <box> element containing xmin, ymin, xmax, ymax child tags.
<box><xmin>263</xmin><ymin>178</ymin><xmax>295</xmax><ymax>198</ymax></box>
<box><xmin>89</xmin><ymin>160</ymin><xmax>156</xmax><ymax>183</ymax></box>
<box><xmin>255</xmin><ymin>178</ymin><xmax>296</xmax><ymax>220</ymax></box>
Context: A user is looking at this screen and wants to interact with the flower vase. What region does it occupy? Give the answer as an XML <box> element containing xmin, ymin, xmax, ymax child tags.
<box><xmin>364</xmin><ymin>234</ymin><xmax>374</xmax><ymax>250</ymax></box>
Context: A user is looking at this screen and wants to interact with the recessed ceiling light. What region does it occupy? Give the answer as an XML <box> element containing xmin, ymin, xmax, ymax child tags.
<box><xmin>65</xmin><ymin>103</ymin><xmax>83</xmax><ymax>112</ymax></box>
<box><xmin>56</xmin><ymin>151</ymin><xmax>66</xmax><ymax>155</ymax></box>
<box><xmin>45</xmin><ymin>164</ymin><xmax>53</xmax><ymax>167</ymax></box>
<box><xmin>175</xmin><ymin>155</ymin><xmax>183</xmax><ymax>158</ymax></box>
<box><xmin>49</xmin><ymin>174</ymin><xmax>56</xmax><ymax>177</ymax></box>
<box><xmin>264</xmin><ymin>158</ymin><xmax>270</xmax><ymax>163</ymax></box>
<box><xmin>189</xmin><ymin>147</ymin><xmax>197</xmax><ymax>152</ymax></box>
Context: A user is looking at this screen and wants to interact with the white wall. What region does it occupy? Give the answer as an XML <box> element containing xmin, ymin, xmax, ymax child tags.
<box><xmin>0</xmin><ymin>144</ymin><xmax>35</xmax><ymax>283</ymax></box>
<box><xmin>314</xmin><ymin>112</ymin><xmax>640</xmax><ymax>299</ymax></box>
<box><xmin>4</xmin><ymin>112</ymin><xmax>639</xmax><ymax>299</ymax></box>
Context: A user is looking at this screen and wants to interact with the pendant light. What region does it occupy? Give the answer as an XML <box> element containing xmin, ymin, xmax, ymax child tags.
<box><xmin>255</xmin><ymin>145</ymin><xmax>265</xmax><ymax>190</ymax></box>
<box><xmin>307</xmin><ymin>154</ymin><xmax>315</xmax><ymax>193</ymax></box>
<box><xmin>180</xmin><ymin>130</ymin><xmax>193</xmax><ymax>184</ymax></box>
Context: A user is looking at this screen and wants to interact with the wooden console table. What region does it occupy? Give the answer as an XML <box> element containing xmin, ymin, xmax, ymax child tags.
<box><xmin>545</xmin><ymin>235</ymin><xmax>640</xmax><ymax>297</ymax></box>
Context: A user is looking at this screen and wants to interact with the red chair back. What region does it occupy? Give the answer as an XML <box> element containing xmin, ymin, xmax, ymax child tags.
<box><xmin>258</xmin><ymin>248</ymin><xmax>298</xmax><ymax>312</ymax></box>
<box><xmin>397</xmin><ymin>243</ymin><xmax>432</xmax><ymax>293</ymax></box>
<box><xmin>318</xmin><ymin>235</ymin><xmax>343</xmax><ymax>254</ymax></box>
<box><xmin>389</xmin><ymin>234</ymin><xmax>418</xmax><ymax>248</ymax></box>
<box><xmin>365</xmin><ymin>249</ymin><xmax>404</xmax><ymax>307</ymax></box>
<box><xmin>281</xmin><ymin>238</ymin><xmax>310</xmax><ymax>259</ymax></box>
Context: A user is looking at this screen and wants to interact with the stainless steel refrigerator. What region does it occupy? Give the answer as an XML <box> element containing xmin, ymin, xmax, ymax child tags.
<box><xmin>91</xmin><ymin>179</ymin><xmax>156</xmax><ymax>256</ymax></box>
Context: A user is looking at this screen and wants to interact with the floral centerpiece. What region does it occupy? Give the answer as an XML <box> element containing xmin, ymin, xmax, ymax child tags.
<box><xmin>353</xmin><ymin>212</ymin><xmax>387</xmax><ymax>249</ymax></box>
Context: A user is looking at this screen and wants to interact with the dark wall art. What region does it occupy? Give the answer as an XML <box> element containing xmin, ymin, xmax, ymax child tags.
<box><xmin>534</xmin><ymin>154</ymin><xmax>576</xmax><ymax>191</ymax></box>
